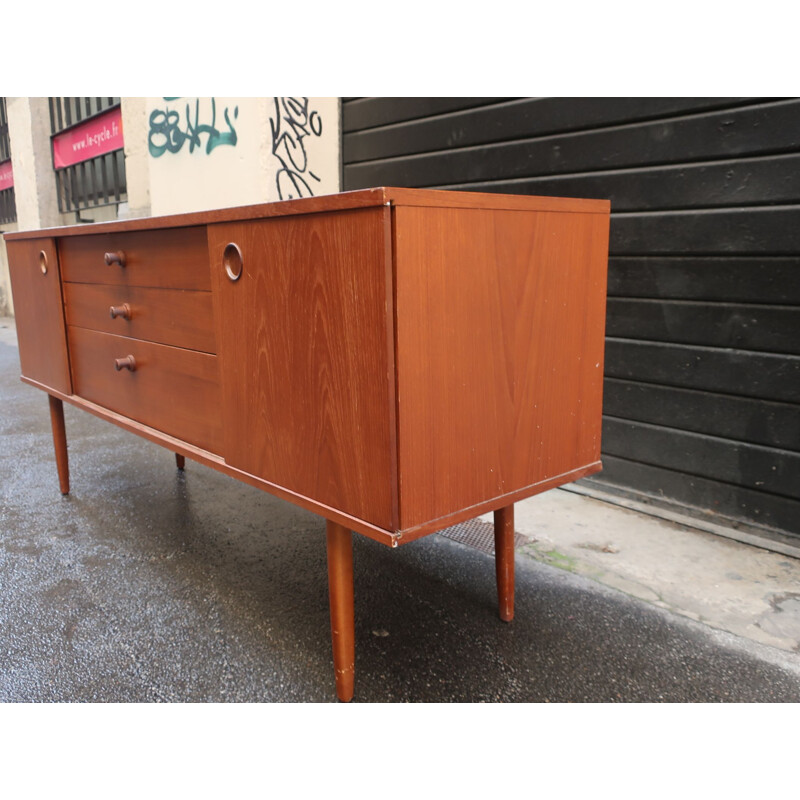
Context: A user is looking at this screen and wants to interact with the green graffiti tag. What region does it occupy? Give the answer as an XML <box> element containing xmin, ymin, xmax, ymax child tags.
<box><xmin>148</xmin><ymin>98</ymin><xmax>239</xmax><ymax>158</ymax></box>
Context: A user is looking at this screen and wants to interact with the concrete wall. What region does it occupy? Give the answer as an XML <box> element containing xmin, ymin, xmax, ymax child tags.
<box><xmin>144</xmin><ymin>97</ymin><xmax>340</xmax><ymax>216</ymax></box>
<box><xmin>119</xmin><ymin>97</ymin><xmax>151</xmax><ymax>220</ymax></box>
<box><xmin>0</xmin><ymin>97</ymin><xmax>341</xmax><ymax>315</ymax></box>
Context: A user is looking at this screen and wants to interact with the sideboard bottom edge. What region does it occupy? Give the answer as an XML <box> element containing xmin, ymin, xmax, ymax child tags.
<box><xmin>394</xmin><ymin>461</ymin><xmax>603</xmax><ymax>546</ymax></box>
<box><xmin>22</xmin><ymin>377</ymin><xmax>601</xmax><ymax>550</ymax></box>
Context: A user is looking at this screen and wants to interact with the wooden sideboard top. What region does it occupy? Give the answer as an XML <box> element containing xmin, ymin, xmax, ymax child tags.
<box><xmin>4</xmin><ymin>187</ymin><xmax>610</xmax><ymax>241</ymax></box>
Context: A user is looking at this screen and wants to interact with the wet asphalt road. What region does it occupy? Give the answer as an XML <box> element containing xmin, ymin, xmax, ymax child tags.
<box><xmin>1</xmin><ymin>330</ymin><xmax>799</xmax><ymax>702</ymax></box>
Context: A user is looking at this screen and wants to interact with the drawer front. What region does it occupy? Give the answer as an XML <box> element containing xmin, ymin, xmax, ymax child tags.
<box><xmin>68</xmin><ymin>326</ymin><xmax>222</xmax><ymax>454</ymax></box>
<box><xmin>59</xmin><ymin>227</ymin><xmax>210</xmax><ymax>290</ymax></box>
<box><xmin>64</xmin><ymin>283</ymin><xmax>216</xmax><ymax>354</ymax></box>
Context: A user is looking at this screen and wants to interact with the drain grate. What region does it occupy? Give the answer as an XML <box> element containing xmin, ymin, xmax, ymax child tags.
<box><xmin>437</xmin><ymin>518</ymin><xmax>527</xmax><ymax>555</ymax></box>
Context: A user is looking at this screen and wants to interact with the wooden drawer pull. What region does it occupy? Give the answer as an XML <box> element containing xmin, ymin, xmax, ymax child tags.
<box><xmin>114</xmin><ymin>355</ymin><xmax>137</xmax><ymax>372</ymax></box>
<box><xmin>223</xmin><ymin>242</ymin><xmax>243</xmax><ymax>282</ymax></box>
<box><xmin>104</xmin><ymin>250</ymin><xmax>126</xmax><ymax>267</ymax></box>
<box><xmin>39</xmin><ymin>250</ymin><xmax>48</xmax><ymax>275</ymax></box>
<box><xmin>109</xmin><ymin>303</ymin><xmax>131</xmax><ymax>320</ymax></box>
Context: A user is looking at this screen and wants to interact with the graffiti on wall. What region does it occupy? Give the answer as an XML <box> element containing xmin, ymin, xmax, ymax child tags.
<box><xmin>269</xmin><ymin>97</ymin><xmax>323</xmax><ymax>200</ymax></box>
<box><xmin>148</xmin><ymin>98</ymin><xmax>239</xmax><ymax>158</ymax></box>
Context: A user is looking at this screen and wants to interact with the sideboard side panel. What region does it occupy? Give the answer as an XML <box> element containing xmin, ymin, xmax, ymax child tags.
<box><xmin>209</xmin><ymin>207</ymin><xmax>395</xmax><ymax>530</ymax></box>
<box><xmin>394</xmin><ymin>205</ymin><xmax>610</xmax><ymax>529</ymax></box>
<box><xmin>6</xmin><ymin>238</ymin><xmax>72</xmax><ymax>395</ymax></box>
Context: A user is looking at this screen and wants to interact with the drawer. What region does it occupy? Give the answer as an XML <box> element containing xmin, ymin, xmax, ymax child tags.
<box><xmin>64</xmin><ymin>283</ymin><xmax>216</xmax><ymax>354</ymax></box>
<box><xmin>59</xmin><ymin>227</ymin><xmax>210</xmax><ymax>290</ymax></box>
<box><xmin>68</xmin><ymin>326</ymin><xmax>222</xmax><ymax>454</ymax></box>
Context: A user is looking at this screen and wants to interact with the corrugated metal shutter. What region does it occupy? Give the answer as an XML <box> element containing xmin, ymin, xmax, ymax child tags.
<box><xmin>342</xmin><ymin>98</ymin><xmax>800</xmax><ymax>539</ymax></box>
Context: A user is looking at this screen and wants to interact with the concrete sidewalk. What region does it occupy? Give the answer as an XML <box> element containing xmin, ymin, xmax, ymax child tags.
<box><xmin>1</xmin><ymin>316</ymin><xmax>798</xmax><ymax>701</ymax></box>
<box><xmin>484</xmin><ymin>488</ymin><xmax>800</xmax><ymax>655</ymax></box>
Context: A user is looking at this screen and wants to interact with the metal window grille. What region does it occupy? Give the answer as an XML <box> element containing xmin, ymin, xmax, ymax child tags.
<box><xmin>0</xmin><ymin>98</ymin><xmax>16</xmax><ymax>224</ymax></box>
<box><xmin>49</xmin><ymin>97</ymin><xmax>127</xmax><ymax>216</ymax></box>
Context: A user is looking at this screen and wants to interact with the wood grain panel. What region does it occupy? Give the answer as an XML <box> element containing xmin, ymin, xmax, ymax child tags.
<box><xmin>394</xmin><ymin>205</ymin><xmax>610</xmax><ymax>528</ymax></box>
<box><xmin>63</xmin><ymin>283</ymin><xmax>216</xmax><ymax>353</ymax></box>
<box><xmin>209</xmin><ymin>207</ymin><xmax>395</xmax><ymax>529</ymax></box>
<box><xmin>5</xmin><ymin>238</ymin><xmax>72</xmax><ymax>395</ymax></box>
<box><xmin>6</xmin><ymin>191</ymin><xmax>390</xmax><ymax>241</ymax></box>
<box><xmin>59</xmin><ymin>227</ymin><xmax>210</xmax><ymax>289</ymax></box>
<box><xmin>68</xmin><ymin>326</ymin><xmax>222</xmax><ymax>453</ymax></box>
<box><xmin>25</xmin><ymin>376</ymin><xmax>399</xmax><ymax>547</ymax></box>
<box><xmin>385</xmin><ymin>187</ymin><xmax>607</xmax><ymax>215</ymax></box>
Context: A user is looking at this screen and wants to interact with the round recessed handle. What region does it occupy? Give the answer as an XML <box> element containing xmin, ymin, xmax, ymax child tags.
<box><xmin>39</xmin><ymin>250</ymin><xmax>48</xmax><ymax>275</ymax></box>
<box><xmin>114</xmin><ymin>355</ymin><xmax>136</xmax><ymax>372</ymax></box>
<box><xmin>223</xmin><ymin>242</ymin><xmax>243</xmax><ymax>282</ymax></box>
<box><xmin>109</xmin><ymin>303</ymin><xmax>131</xmax><ymax>320</ymax></box>
<box><xmin>104</xmin><ymin>250</ymin><xmax>126</xmax><ymax>268</ymax></box>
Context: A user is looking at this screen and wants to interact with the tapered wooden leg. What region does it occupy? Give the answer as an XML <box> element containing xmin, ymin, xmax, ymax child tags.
<box><xmin>48</xmin><ymin>395</ymin><xmax>69</xmax><ymax>495</ymax></box>
<box><xmin>326</xmin><ymin>520</ymin><xmax>355</xmax><ymax>702</ymax></box>
<box><xmin>175</xmin><ymin>454</ymin><xmax>185</xmax><ymax>470</ymax></box>
<box><xmin>494</xmin><ymin>504</ymin><xmax>515</xmax><ymax>622</ymax></box>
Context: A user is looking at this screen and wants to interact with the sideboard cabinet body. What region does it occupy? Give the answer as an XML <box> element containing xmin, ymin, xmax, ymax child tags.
<box><xmin>6</xmin><ymin>189</ymin><xmax>610</xmax><ymax>547</ymax></box>
<box><xmin>6</xmin><ymin>188</ymin><xmax>609</xmax><ymax>699</ymax></box>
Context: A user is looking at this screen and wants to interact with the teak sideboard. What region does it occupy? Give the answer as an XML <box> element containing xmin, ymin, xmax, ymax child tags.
<box><xmin>5</xmin><ymin>187</ymin><xmax>610</xmax><ymax>701</ymax></box>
